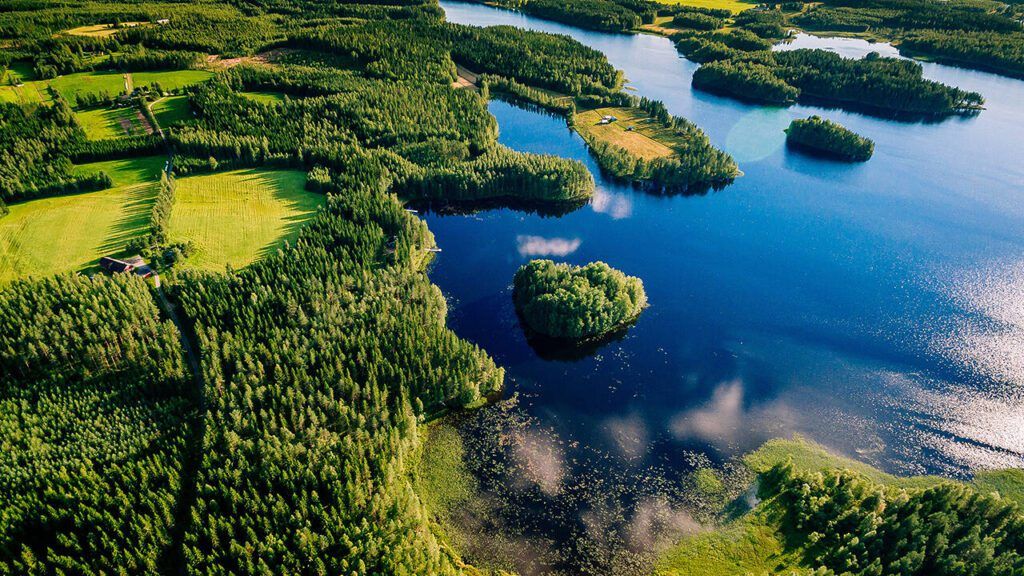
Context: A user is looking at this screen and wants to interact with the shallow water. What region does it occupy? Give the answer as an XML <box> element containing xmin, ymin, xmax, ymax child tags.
<box><xmin>426</xmin><ymin>1</ymin><xmax>1024</xmax><ymax>557</ymax></box>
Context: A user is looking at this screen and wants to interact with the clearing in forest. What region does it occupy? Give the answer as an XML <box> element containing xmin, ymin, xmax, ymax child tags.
<box><xmin>240</xmin><ymin>90</ymin><xmax>287</xmax><ymax>105</ymax></box>
<box><xmin>167</xmin><ymin>169</ymin><xmax>324</xmax><ymax>272</ymax></box>
<box><xmin>72</xmin><ymin>155</ymin><xmax>167</xmax><ymax>187</ymax></box>
<box><xmin>133</xmin><ymin>70</ymin><xmax>213</xmax><ymax>92</ymax></box>
<box><xmin>574</xmin><ymin>107</ymin><xmax>677</xmax><ymax>160</ymax></box>
<box><xmin>76</xmin><ymin>106</ymin><xmax>151</xmax><ymax>139</ymax></box>
<box><xmin>0</xmin><ymin>156</ymin><xmax>166</xmax><ymax>285</ymax></box>
<box><xmin>1</xmin><ymin>69</ymin><xmax>213</xmax><ymax>106</ymax></box>
<box><xmin>151</xmin><ymin>95</ymin><xmax>192</xmax><ymax>127</ymax></box>
<box><xmin>49</xmin><ymin>71</ymin><xmax>128</xmax><ymax>103</ymax></box>
<box><xmin>62</xmin><ymin>23</ymin><xmax>145</xmax><ymax>37</ymax></box>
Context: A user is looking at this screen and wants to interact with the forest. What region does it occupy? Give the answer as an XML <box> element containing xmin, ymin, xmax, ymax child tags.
<box><xmin>1</xmin><ymin>0</ymin><xmax>1022</xmax><ymax>573</ymax></box>
<box><xmin>789</xmin><ymin>0</ymin><xmax>1024</xmax><ymax>78</ymax></box>
<box><xmin>786</xmin><ymin>115</ymin><xmax>875</xmax><ymax>161</ymax></box>
<box><xmin>690</xmin><ymin>48</ymin><xmax>985</xmax><ymax>116</ymax></box>
<box><xmin>459</xmin><ymin>0</ymin><xmax>655</xmax><ymax>32</ymax></box>
<box><xmin>512</xmin><ymin>259</ymin><xmax>648</xmax><ymax>340</ymax></box>
<box><xmin>759</xmin><ymin>461</ymin><xmax>1024</xmax><ymax>574</ymax></box>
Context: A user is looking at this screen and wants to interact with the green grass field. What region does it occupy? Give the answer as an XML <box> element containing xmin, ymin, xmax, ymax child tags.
<box><xmin>168</xmin><ymin>169</ymin><xmax>324</xmax><ymax>272</ymax></box>
<box><xmin>133</xmin><ymin>70</ymin><xmax>213</xmax><ymax>92</ymax></box>
<box><xmin>151</xmin><ymin>95</ymin><xmax>192</xmax><ymax>127</ymax></box>
<box><xmin>0</xmin><ymin>73</ymin><xmax>53</xmax><ymax>105</ymax></box>
<box><xmin>50</xmin><ymin>71</ymin><xmax>128</xmax><ymax>103</ymax></box>
<box><xmin>0</xmin><ymin>169</ymin><xmax>159</xmax><ymax>285</ymax></box>
<box><xmin>1</xmin><ymin>69</ymin><xmax>211</xmax><ymax>107</ymax></box>
<box><xmin>75</xmin><ymin>106</ymin><xmax>149</xmax><ymax>139</ymax></box>
<box><xmin>240</xmin><ymin>90</ymin><xmax>287</xmax><ymax>105</ymax></box>
<box><xmin>72</xmin><ymin>155</ymin><xmax>166</xmax><ymax>187</ymax></box>
<box><xmin>63</xmin><ymin>23</ymin><xmax>123</xmax><ymax>37</ymax></box>
<box><xmin>661</xmin><ymin>0</ymin><xmax>756</xmax><ymax>14</ymax></box>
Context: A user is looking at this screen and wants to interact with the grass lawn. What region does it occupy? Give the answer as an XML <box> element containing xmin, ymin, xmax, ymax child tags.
<box><xmin>240</xmin><ymin>90</ymin><xmax>287</xmax><ymax>105</ymax></box>
<box><xmin>133</xmin><ymin>70</ymin><xmax>214</xmax><ymax>92</ymax></box>
<box><xmin>72</xmin><ymin>156</ymin><xmax>167</xmax><ymax>188</ymax></box>
<box><xmin>0</xmin><ymin>183</ymin><xmax>157</xmax><ymax>286</ymax></box>
<box><xmin>76</xmin><ymin>106</ymin><xmax>149</xmax><ymax>139</ymax></box>
<box><xmin>50</xmin><ymin>71</ymin><xmax>128</xmax><ymax>103</ymax></box>
<box><xmin>151</xmin><ymin>95</ymin><xmax>192</xmax><ymax>127</ymax></box>
<box><xmin>661</xmin><ymin>0</ymin><xmax>756</xmax><ymax>14</ymax></box>
<box><xmin>168</xmin><ymin>169</ymin><xmax>324</xmax><ymax>272</ymax></box>
<box><xmin>575</xmin><ymin>106</ymin><xmax>678</xmax><ymax>161</ymax></box>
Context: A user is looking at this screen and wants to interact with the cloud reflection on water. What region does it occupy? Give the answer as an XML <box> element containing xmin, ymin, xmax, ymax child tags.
<box><xmin>516</xmin><ymin>235</ymin><xmax>582</xmax><ymax>258</ymax></box>
<box><xmin>591</xmin><ymin>186</ymin><xmax>632</xmax><ymax>219</ymax></box>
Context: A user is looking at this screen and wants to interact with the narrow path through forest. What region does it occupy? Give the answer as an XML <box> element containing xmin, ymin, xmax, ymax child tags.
<box><xmin>153</xmin><ymin>280</ymin><xmax>207</xmax><ymax>575</ymax></box>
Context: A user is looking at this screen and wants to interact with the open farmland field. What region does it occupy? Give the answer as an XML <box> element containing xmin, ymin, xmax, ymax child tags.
<box><xmin>0</xmin><ymin>184</ymin><xmax>157</xmax><ymax>285</ymax></box>
<box><xmin>0</xmin><ymin>156</ymin><xmax>164</xmax><ymax>284</ymax></box>
<box><xmin>152</xmin><ymin>95</ymin><xmax>192</xmax><ymax>127</ymax></box>
<box><xmin>574</xmin><ymin>107</ymin><xmax>677</xmax><ymax>160</ymax></box>
<box><xmin>0</xmin><ymin>66</ymin><xmax>53</xmax><ymax>105</ymax></box>
<box><xmin>50</xmin><ymin>71</ymin><xmax>128</xmax><ymax>103</ymax></box>
<box><xmin>132</xmin><ymin>70</ymin><xmax>214</xmax><ymax>92</ymax></box>
<box><xmin>1</xmin><ymin>69</ymin><xmax>211</xmax><ymax>107</ymax></box>
<box><xmin>168</xmin><ymin>169</ymin><xmax>324</xmax><ymax>271</ymax></box>
<box><xmin>63</xmin><ymin>22</ymin><xmax>148</xmax><ymax>37</ymax></box>
<box><xmin>0</xmin><ymin>81</ymin><xmax>52</xmax><ymax>105</ymax></box>
<box><xmin>76</xmin><ymin>106</ymin><xmax>150</xmax><ymax>139</ymax></box>
<box><xmin>63</xmin><ymin>24</ymin><xmax>123</xmax><ymax>37</ymax></box>
<box><xmin>72</xmin><ymin>155</ymin><xmax>167</xmax><ymax>187</ymax></box>
<box><xmin>661</xmin><ymin>0</ymin><xmax>755</xmax><ymax>13</ymax></box>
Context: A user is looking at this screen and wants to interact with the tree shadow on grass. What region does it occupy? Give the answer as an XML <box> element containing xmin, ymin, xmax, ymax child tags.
<box><xmin>96</xmin><ymin>184</ymin><xmax>157</xmax><ymax>260</ymax></box>
<box><xmin>254</xmin><ymin>170</ymin><xmax>324</xmax><ymax>263</ymax></box>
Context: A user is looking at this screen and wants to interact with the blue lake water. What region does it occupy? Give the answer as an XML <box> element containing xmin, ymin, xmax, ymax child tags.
<box><xmin>430</xmin><ymin>1</ymin><xmax>1024</xmax><ymax>483</ymax></box>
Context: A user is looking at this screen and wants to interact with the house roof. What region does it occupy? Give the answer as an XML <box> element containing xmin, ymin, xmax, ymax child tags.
<box><xmin>99</xmin><ymin>257</ymin><xmax>134</xmax><ymax>273</ymax></box>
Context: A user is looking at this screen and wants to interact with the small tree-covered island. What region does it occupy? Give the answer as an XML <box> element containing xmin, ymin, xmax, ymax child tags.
<box><xmin>513</xmin><ymin>259</ymin><xmax>648</xmax><ymax>340</ymax></box>
<box><xmin>786</xmin><ymin>115</ymin><xmax>875</xmax><ymax>162</ymax></box>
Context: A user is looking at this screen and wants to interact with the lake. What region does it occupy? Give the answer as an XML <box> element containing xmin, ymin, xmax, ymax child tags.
<box><xmin>427</xmin><ymin>1</ymin><xmax>1024</xmax><ymax>571</ymax></box>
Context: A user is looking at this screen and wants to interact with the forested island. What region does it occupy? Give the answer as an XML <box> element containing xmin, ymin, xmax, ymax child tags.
<box><xmin>786</xmin><ymin>115</ymin><xmax>874</xmax><ymax>161</ymax></box>
<box><xmin>512</xmin><ymin>259</ymin><xmax>648</xmax><ymax>339</ymax></box>
<box><xmin>1</xmin><ymin>0</ymin><xmax>1023</xmax><ymax>574</ymax></box>
<box><xmin>688</xmin><ymin>47</ymin><xmax>984</xmax><ymax>116</ymax></box>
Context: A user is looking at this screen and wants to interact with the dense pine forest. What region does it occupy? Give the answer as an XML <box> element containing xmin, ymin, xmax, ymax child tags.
<box><xmin>786</xmin><ymin>115</ymin><xmax>875</xmax><ymax>161</ymax></box>
<box><xmin>1</xmin><ymin>0</ymin><xmax>1023</xmax><ymax>574</ymax></box>
<box><xmin>513</xmin><ymin>259</ymin><xmax>648</xmax><ymax>339</ymax></box>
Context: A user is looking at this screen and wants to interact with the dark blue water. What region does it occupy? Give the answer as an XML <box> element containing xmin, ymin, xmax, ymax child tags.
<box><xmin>431</xmin><ymin>1</ymin><xmax>1024</xmax><ymax>481</ymax></box>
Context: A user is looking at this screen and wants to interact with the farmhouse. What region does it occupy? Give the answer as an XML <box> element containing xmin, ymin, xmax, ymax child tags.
<box><xmin>99</xmin><ymin>256</ymin><xmax>155</xmax><ymax>278</ymax></box>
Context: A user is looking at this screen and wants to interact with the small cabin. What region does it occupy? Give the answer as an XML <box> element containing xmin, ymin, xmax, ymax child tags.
<box><xmin>156</xmin><ymin>18</ymin><xmax>170</xmax><ymax>25</ymax></box>
<box><xmin>99</xmin><ymin>256</ymin><xmax>134</xmax><ymax>274</ymax></box>
<box><xmin>99</xmin><ymin>256</ymin><xmax>155</xmax><ymax>279</ymax></box>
